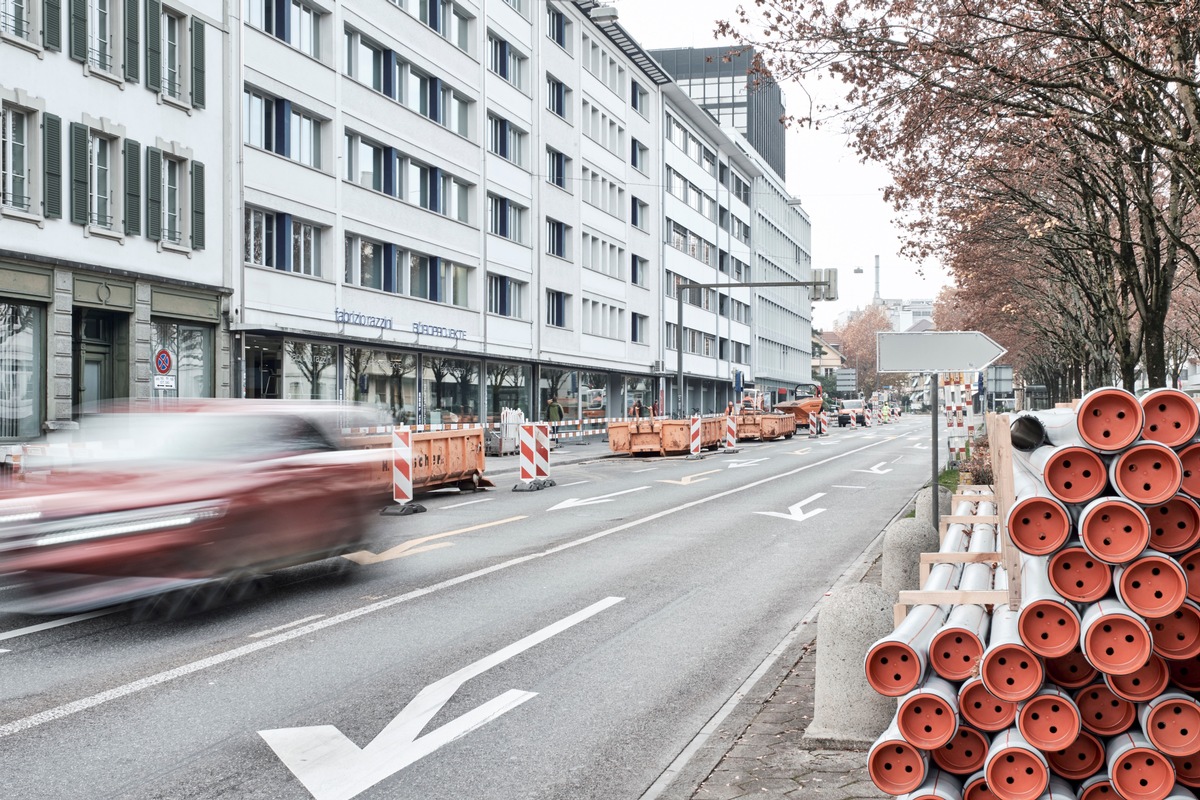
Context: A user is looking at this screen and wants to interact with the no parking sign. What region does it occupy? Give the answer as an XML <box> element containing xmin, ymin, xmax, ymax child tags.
<box><xmin>154</xmin><ymin>349</ymin><xmax>176</xmax><ymax>390</ymax></box>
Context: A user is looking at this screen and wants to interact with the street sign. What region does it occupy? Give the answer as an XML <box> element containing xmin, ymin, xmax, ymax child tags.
<box><xmin>876</xmin><ymin>331</ymin><xmax>1006</xmax><ymax>373</ymax></box>
<box><xmin>835</xmin><ymin>368</ymin><xmax>857</xmax><ymax>392</ymax></box>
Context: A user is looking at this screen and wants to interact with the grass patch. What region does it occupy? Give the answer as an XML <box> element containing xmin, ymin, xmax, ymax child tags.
<box><xmin>932</xmin><ymin>467</ymin><xmax>959</xmax><ymax>493</ymax></box>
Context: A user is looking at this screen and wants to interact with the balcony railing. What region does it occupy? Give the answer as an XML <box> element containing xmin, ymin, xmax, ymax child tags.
<box><xmin>1</xmin><ymin>189</ymin><xmax>30</xmax><ymax>212</ymax></box>
<box><xmin>0</xmin><ymin>7</ymin><xmax>30</xmax><ymax>38</ymax></box>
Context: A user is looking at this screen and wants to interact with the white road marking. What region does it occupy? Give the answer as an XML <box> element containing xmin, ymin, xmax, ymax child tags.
<box><xmin>831</xmin><ymin>485</ymin><xmax>866</xmax><ymax>489</ymax></box>
<box><xmin>854</xmin><ymin>462</ymin><xmax>893</xmax><ymax>475</ymax></box>
<box><xmin>260</xmin><ymin>597</ymin><xmax>623</xmax><ymax>800</ymax></box>
<box><xmin>558</xmin><ymin>480</ymin><xmax>590</xmax><ymax>487</ymax></box>
<box><xmin>0</xmin><ymin>649</ymin><xmax>10</xmax><ymax>654</ymax></box>
<box><xmin>754</xmin><ymin>493</ymin><xmax>826</xmax><ymax>524</ymax></box>
<box><xmin>632</xmin><ymin>468</ymin><xmax>658</xmax><ymax>473</ymax></box>
<box><xmin>441</xmin><ymin>498</ymin><xmax>493</xmax><ymax>509</ymax></box>
<box><xmin>0</xmin><ymin>610</ymin><xmax>115</xmax><ymax>642</ymax></box>
<box><xmin>547</xmin><ymin>486</ymin><xmax>649</xmax><ymax>511</ymax></box>
<box><xmin>0</xmin><ymin>436</ymin><xmax>898</xmax><ymax>741</ymax></box>
<box><xmin>249</xmin><ymin>615</ymin><xmax>326</xmax><ymax>639</ymax></box>
<box><xmin>891</xmin><ymin>455</ymin><xmax>905</xmax><ymax>463</ymax></box>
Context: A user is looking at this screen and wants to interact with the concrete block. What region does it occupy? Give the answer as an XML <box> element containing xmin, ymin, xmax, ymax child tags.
<box><xmin>915</xmin><ymin>485</ymin><xmax>953</xmax><ymax>528</ymax></box>
<box><xmin>804</xmin><ymin>583</ymin><xmax>896</xmax><ymax>747</ymax></box>
<box><xmin>882</xmin><ymin>518</ymin><xmax>939</xmax><ymax>599</ymax></box>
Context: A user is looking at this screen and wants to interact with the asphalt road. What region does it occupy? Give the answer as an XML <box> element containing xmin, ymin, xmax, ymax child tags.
<box><xmin>0</xmin><ymin>416</ymin><xmax>938</xmax><ymax>800</ymax></box>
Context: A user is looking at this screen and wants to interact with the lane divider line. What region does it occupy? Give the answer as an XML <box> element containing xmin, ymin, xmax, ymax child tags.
<box><xmin>249</xmin><ymin>615</ymin><xmax>326</xmax><ymax>639</ymax></box>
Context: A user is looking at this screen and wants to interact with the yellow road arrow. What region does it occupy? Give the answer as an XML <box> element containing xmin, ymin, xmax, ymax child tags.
<box><xmin>343</xmin><ymin>515</ymin><xmax>527</xmax><ymax>565</ymax></box>
<box><xmin>656</xmin><ymin>469</ymin><xmax>721</xmax><ymax>486</ymax></box>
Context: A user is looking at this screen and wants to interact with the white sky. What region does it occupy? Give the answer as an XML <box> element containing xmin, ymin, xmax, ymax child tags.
<box><xmin>608</xmin><ymin>0</ymin><xmax>953</xmax><ymax>331</ymax></box>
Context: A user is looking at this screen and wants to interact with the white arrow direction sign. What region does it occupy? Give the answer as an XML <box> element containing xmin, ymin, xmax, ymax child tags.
<box><xmin>260</xmin><ymin>597</ymin><xmax>624</xmax><ymax>800</ymax></box>
<box><xmin>754</xmin><ymin>492</ymin><xmax>826</xmax><ymax>523</ymax></box>
<box><xmin>855</xmin><ymin>462</ymin><xmax>893</xmax><ymax>475</ymax></box>
<box><xmin>547</xmin><ymin>486</ymin><xmax>649</xmax><ymax>511</ymax></box>
<box><xmin>657</xmin><ymin>469</ymin><xmax>720</xmax><ymax>486</ymax></box>
<box><xmin>727</xmin><ymin>458</ymin><xmax>768</xmax><ymax>469</ymax></box>
<box><xmin>876</xmin><ymin>330</ymin><xmax>1006</xmax><ymax>373</ymax></box>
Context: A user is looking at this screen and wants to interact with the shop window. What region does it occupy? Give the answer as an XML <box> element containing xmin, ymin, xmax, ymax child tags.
<box><xmin>151</xmin><ymin>320</ymin><xmax>213</xmax><ymax>398</ymax></box>
<box><xmin>0</xmin><ymin>302</ymin><xmax>44</xmax><ymax>438</ymax></box>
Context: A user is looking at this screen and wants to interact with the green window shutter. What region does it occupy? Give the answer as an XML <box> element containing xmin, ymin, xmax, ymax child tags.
<box><xmin>69</xmin><ymin>122</ymin><xmax>89</xmax><ymax>226</ymax></box>
<box><xmin>190</xmin><ymin>19</ymin><xmax>205</xmax><ymax>109</ymax></box>
<box><xmin>124</xmin><ymin>140</ymin><xmax>141</xmax><ymax>235</ymax></box>
<box><xmin>67</xmin><ymin>0</ymin><xmax>86</xmax><ymax>62</ymax></box>
<box><xmin>190</xmin><ymin>160</ymin><xmax>205</xmax><ymax>250</ymax></box>
<box><xmin>145</xmin><ymin>146</ymin><xmax>161</xmax><ymax>241</ymax></box>
<box><xmin>145</xmin><ymin>0</ymin><xmax>161</xmax><ymax>91</ymax></box>
<box><xmin>123</xmin><ymin>0</ymin><xmax>139</xmax><ymax>81</ymax></box>
<box><xmin>43</xmin><ymin>114</ymin><xmax>62</xmax><ymax>218</ymax></box>
<box><xmin>43</xmin><ymin>0</ymin><xmax>62</xmax><ymax>50</ymax></box>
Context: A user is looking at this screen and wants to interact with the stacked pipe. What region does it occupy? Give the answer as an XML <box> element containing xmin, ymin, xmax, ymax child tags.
<box><xmin>865</xmin><ymin>387</ymin><xmax>1200</xmax><ymax>800</ymax></box>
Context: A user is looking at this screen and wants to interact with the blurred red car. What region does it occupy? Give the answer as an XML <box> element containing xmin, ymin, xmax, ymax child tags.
<box><xmin>0</xmin><ymin>401</ymin><xmax>390</xmax><ymax>614</ymax></box>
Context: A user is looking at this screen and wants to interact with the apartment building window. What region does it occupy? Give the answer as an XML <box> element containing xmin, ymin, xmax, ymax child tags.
<box><xmin>0</xmin><ymin>0</ymin><xmax>30</xmax><ymax>38</ymax></box>
<box><xmin>290</xmin><ymin>109</ymin><xmax>321</xmax><ymax>168</ymax></box>
<box><xmin>245</xmin><ymin>207</ymin><xmax>276</xmax><ymax>267</ymax></box>
<box><xmin>244</xmin><ymin>89</ymin><xmax>276</xmax><ymax>151</ymax></box>
<box><xmin>546</xmin><ymin>290</ymin><xmax>568</xmax><ymax>328</ymax></box>
<box><xmin>161</xmin><ymin>10</ymin><xmax>183</xmax><ymax>99</ymax></box>
<box><xmin>487</xmin><ymin>115</ymin><xmax>524</xmax><ymax>165</ymax></box>
<box><xmin>546</xmin><ymin>75</ymin><xmax>567</xmax><ymax>119</ymax></box>
<box><xmin>290</xmin><ymin>0</ymin><xmax>319</xmax><ymax>57</ymax></box>
<box><xmin>630</xmin><ymin>139</ymin><xmax>648</xmax><ymax>173</ymax></box>
<box><xmin>630</xmin><ymin>254</ymin><xmax>647</xmax><ymax>287</ymax></box>
<box><xmin>1</xmin><ymin>105</ymin><xmax>29</xmax><ymax>212</ymax></box>
<box><xmin>487</xmin><ymin>194</ymin><xmax>524</xmax><ymax>242</ymax></box>
<box><xmin>292</xmin><ymin>218</ymin><xmax>321</xmax><ymax>275</ymax></box>
<box><xmin>546</xmin><ymin>147</ymin><xmax>567</xmax><ymax>189</ymax></box>
<box><xmin>734</xmin><ymin>216</ymin><xmax>751</xmax><ymax>244</ymax></box>
<box><xmin>631</xmin><ymin>80</ymin><xmax>647</xmax><ymax>116</ymax></box>
<box><xmin>500</xmin><ymin>0</ymin><xmax>521</xmax><ymax>13</ymax></box>
<box><xmin>161</xmin><ymin>154</ymin><xmax>182</xmax><ymax>243</ymax></box>
<box><xmin>665</xmin><ymin>322</ymin><xmax>677</xmax><ymax>350</ymax></box>
<box><xmin>631</xmin><ymin>313</ymin><xmax>647</xmax><ymax>344</ymax></box>
<box><xmin>344</xmin><ymin>132</ymin><xmax>383</xmax><ymax>191</ymax></box>
<box><xmin>488</xmin><ymin>34</ymin><xmax>524</xmax><ymax>88</ymax></box>
<box><xmin>345</xmin><ymin>30</ymin><xmax>384</xmax><ymax>92</ymax></box>
<box><xmin>87</xmin><ymin>132</ymin><xmax>113</xmax><ymax>228</ymax></box>
<box><xmin>733</xmin><ymin>174</ymin><xmax>750</xmax><ymax>205</ymax></box>
<box><xmin>487</xmin><ymin>274</ymin><xmax>524</xmax><ymax>318</ymax></box>
<box><xmin>545</xmin><ymin>5</ymin><xmax>567</xmax><ymax>49</ymax></box>
<box><xmin>86</xmin><ymin>0</ymin><xmax>113</xmax><ymax>71</ymax></box>
<box><xmin>408</xmin><ymin>253</ymin><xmax>469</xmax><ymax>306</ymax></box>
<box><xmin>245</xmin><ymin>0</ymin><xmax>278</xmax><ymax>35</ymax></box>
<box><xmin>345</xmin><ymin>234</ymin><xmax>385</xmax><ymax>290</ymax></box>
<box><xmin>631</xmin><ymin>197</ymin><xmax>647</xmax><ymax>231</ymax></box>
<box><xmin>546</xmin><ymin>218</ymin><xmax>568</xmax><ymax>258</ymax></box>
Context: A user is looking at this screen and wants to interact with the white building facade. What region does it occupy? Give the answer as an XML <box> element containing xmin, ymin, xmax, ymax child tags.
<box><xmin>232</xmin><ymin>0</ymin><xmax>673</xmax><ymax>425</ymax></box>
<box><xmin>661</xmin><ymin>85</ymin><xmax>759</xmax><ymax>415</ymax></box>
<box><xmin>1</xmin><ymin>0</ymin><xmax>230</xmax><ymax>444</ymax></box>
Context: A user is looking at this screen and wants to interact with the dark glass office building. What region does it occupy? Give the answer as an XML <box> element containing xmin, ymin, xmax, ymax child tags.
<box><xmin>649</xmin><ymin>46</ymin><xmax>787</xmax><ymax>180</ymax></box>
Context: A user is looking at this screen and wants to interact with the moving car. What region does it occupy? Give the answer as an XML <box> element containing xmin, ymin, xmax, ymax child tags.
<box><xmin>838</xmin><ymin>399</ymin><xmax>867</xmax><ymax>427</ymax></box>
<box><xmin>0</xmin><ymin>400</ymin><xmax>389</xmax><ymax>614</ymax></box>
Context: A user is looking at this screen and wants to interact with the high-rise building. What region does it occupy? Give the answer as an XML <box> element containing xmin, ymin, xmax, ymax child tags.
<box><xmin>648</xmin><ymin>46</ymin><xmax>786</xmax><ymax>180</ymax></box>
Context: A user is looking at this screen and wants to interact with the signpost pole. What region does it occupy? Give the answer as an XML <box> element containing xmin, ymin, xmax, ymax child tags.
<box><xmin>931</xmin><ymin>372</ymin><xmax>939</xmax><ymax>524</ymax></box>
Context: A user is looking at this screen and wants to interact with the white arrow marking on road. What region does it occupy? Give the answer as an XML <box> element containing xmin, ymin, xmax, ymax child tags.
<box><xmin>727</xmin><ymin>458</ymin><xmax>768</xmax><ymax>469</ymax></box>
<box><xmin>657</xmin><ymin>470</ymin><xmax>720</xmax><ymax>486</ymax></box>
<box><xmin>789</xmin><ymin>448</ymin><xmax>811</xmax><ymax>455</ymax></box>
<box><xmin>910</xmin><ymin>442</ymin><xmax>929</xmax><ymax>450</ymax></box>
<box><xmin>547</xmin><ymin>486</ymin><xmax>649</xmax><ymax>511</ymax></box>
<box><xmin>754</xmin><ymin>492</ymin><xmax>826</xmax><ymax>523</ymax></box>
<box><xmin>854</xmin><ymin>462</ymin><xmax>893</xmax><ymax>475</ymax></box>
<box><xmin>260</xmin><ymin>597</ymin><xmax>624</xmax><ymax>800</ymax></box>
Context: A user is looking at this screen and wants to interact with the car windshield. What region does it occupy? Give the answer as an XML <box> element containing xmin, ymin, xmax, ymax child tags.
<box><xmin>72</xmin><ymin>412</ymin><xmax>335</xmax><ymax>464</ymax></box>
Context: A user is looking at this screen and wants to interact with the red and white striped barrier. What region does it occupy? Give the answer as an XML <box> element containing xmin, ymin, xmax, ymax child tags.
<box><xmin>392</xmin><ymin>427</ymin><xmax>413</xmax><ymax>504</ymax></box>
<box><xmin>725</xmin><ymin>414</ymin><xmax>739</xmax><ymax>452</ymax></box>
<box><xmin>515</xmin><ymin>423</ymin><xmax>554</xmax><ymax>491</ymax></box>
<box><xmin>864</xmin><ymin>409</ymin><xmax>873</xmax><ymax>428</ymax></box>
<box><xmin>850</xmin><ymin>410</ymin><xmax>857</xmax><ymax>429</ymax></box>
<box><xmin>820</xmin><ymin>411</ymin><xmax>829</xmax><ymax>435</ymax></box>
<box><xmin>875</xmin><ymin>408</ymin><xmax>883</xmax><ymax>427</ymax></box>
<box><xmin>809</xmin><ymin>411</ymin><xmax>819</xmax><ymax>437</ymax></box>
<box><xmin>689</xmin><ymin>415</ymin><xmax>703</xmax><ymax>459</ymax></box>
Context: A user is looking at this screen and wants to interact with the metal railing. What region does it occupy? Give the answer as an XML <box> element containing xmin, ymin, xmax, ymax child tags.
<box><xmin>1</xmin><ymin>191</ymin><xmax>30</xmax><ymax>212</ymax></box>
<box><xmin>89</xmin><ymin>209</ymin><xmax>113</xmax><ymax>229</ymax></box>
<box><xmin>88</xmin><ymin>46</ymin><xmax>113</xmax><ymax>72</ymax></box>
<box><xmin>160</xmin><ymin>74</ymin><xmax>181</xmax><ymax>99</ymax></box>
<box><xmin>0</xmin><ymin>8</ymin><xmax>30</xmax><ymax>38</ymax></box>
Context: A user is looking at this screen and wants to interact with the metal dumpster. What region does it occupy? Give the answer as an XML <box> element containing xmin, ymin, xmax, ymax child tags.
<box><xmin>345</xmin><ymin>427</ymin><xmax>491</xmax><ymax>494</ymax></box>
<box><xmin>759</xmin><ymin>413</ymin><xmax>797</xmax><ymax>441</ymax></box>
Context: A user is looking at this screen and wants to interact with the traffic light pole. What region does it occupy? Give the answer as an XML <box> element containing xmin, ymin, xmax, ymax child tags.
<box><xmin>675</xmin><ymin>280</ymin><xmax>830</xmax><ymax>419</ymax></box>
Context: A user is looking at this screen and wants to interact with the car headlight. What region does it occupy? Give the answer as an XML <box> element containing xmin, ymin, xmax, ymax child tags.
<box><xmin>0</xmin><ymin>500</ymin><xmax>228</xmax><ymax>552</ymax></box>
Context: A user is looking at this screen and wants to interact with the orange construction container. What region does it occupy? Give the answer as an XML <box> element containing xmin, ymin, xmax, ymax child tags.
<box><xmin>607</xmin><ymin>417</ymin><xmax>725</xmax><ymax>456</ymax></box>
<box><xmin>760</xmin><ymin>413</ymin><xmax>797</xmax><ymax>441</ymax></box>
<box><xmin>344</xmin><ymin>427</ymin><xmax>491</xmax><ymax>494</ymax></box>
